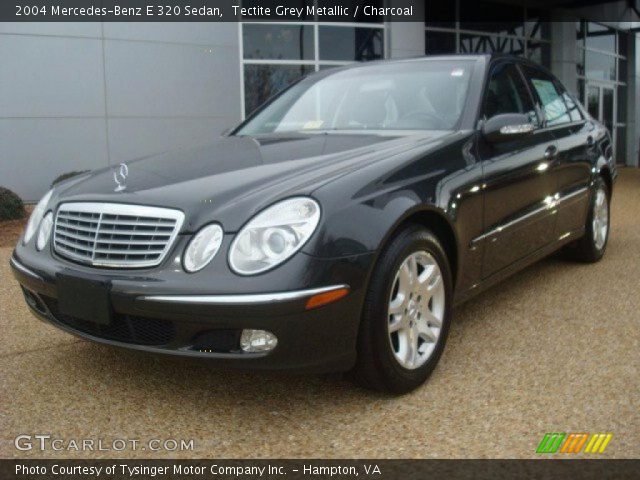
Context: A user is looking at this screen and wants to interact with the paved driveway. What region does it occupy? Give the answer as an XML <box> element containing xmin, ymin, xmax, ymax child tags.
<box><xmin>1</xmin><ymin>169</ymin><xmax>638</xmax><ymax>459</ymax></box>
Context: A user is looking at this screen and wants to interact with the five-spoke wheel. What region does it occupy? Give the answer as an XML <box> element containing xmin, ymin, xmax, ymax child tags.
<box><xmin>566</xmin><ymin>176</ymin><xmax>610</xmax><ymax>263</ymax></box>
<box><xmin>353</xmin><ymin>226</ymin><xmax>452</xmax><ymax>394</ymax></box>
<box><xmin>387</xmin><ymin>251</ymin><xmax>445</xmax><ymax>369</ymax></box>
<box><xmin>592</xmin><ymin>186</ymin><xmax>609</xmax><ymax>251</ymax></box>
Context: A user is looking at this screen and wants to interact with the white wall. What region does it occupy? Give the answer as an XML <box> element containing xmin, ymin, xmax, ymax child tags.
<box><xmin>387</xmin><ymin>0</ymin><xmax>425</xmax><ymax>59</ymax></box>
<box><xmin>0</xmin><ymin>22</ymin><xmax>242</xmax><ymax>201</ymax></box>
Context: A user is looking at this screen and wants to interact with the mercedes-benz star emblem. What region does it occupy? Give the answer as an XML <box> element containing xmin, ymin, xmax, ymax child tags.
<box><xmin>113</xmin><ymin>163</ymin><xmax>129</xmax><ymax>192</ymax></box>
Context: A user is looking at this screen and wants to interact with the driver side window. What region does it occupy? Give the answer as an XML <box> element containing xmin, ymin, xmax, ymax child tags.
<box><xmin>482</xmin><ymin>63</ymin><xmax>539</xmax><ymax>127</ymax></box>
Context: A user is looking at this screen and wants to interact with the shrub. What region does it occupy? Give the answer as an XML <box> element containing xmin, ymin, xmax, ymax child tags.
<box><xmin>51</xmin><ymin>170</ymin><xmax>89</xmax><ymax>188</ymax></box>
<box><xmin>0</xmin><ymin>187</ymin><xmax>25</xmax><ymax>221</ymax></box>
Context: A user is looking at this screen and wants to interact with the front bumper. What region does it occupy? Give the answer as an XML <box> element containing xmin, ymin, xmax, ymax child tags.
<box><xmin>10</xmin><ymin>248</ymin><xmax>372</xmax><ymax>373</ymax></box>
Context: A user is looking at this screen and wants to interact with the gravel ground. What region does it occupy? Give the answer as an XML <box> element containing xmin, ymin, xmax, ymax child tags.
<box><xmin>1</xmin><ymin>169</ymin><xmax>638</xmax><ymax>459</ymax></box>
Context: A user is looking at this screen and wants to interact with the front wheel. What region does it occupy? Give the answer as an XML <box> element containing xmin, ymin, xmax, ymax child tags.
<box><xmin>353</xmin><ymin>225</ymin><xmax>453</xmax><ymax>394</ymax></box>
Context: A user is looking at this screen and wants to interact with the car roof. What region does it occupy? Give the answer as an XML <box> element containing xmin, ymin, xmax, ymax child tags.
<box><xmin>348</xmin><ymin>54</ymin><xmax>489</xmax><ymax>66</ymax></box>
<box><xmin>313</xmin><ymin>54</ymin><xmax>488</xmax><ymax>76</ymax></box>
<box><xmin>324</xmin><ymin>53</ymin><xmax>554</xmax><ymax>81</ymax></box>
<box><xmin>336</xmin><ymin>53</ymin><xmax>544</xmax><ymax>69</ymax></box>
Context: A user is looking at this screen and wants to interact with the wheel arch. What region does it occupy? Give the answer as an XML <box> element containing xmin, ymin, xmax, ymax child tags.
<box><xmin>373</xmin><ymin>206</ymin><xmax>460</xmax><ymax>289</ymax></box>
<box><xmin>599</xmin><ymin>165</ymin><xmax>613</xmax><ymax>198</ymax></box>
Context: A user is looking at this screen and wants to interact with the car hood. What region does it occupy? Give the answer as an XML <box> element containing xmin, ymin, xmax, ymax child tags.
<box><xmin>54</xmin><ymin>131</ymin><xmax>454</xmax><ymax>232</ymax></box>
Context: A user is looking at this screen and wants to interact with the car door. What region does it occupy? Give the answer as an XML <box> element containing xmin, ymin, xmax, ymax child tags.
<box><xmin>476</xmin><ymin>60</ymin><xmax>558</xmax><ymax>279</ymax></box>
<box><xmin>520</xmin><ymin>64</ymin><xmax>593</xmax><ymax>236</ymax></box>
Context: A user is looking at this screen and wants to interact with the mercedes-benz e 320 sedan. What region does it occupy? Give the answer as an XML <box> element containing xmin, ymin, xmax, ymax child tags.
<box><xmin>11</xmin><ymin>55</ymin><xmax>615</xmax><ymax>393</ymax></box>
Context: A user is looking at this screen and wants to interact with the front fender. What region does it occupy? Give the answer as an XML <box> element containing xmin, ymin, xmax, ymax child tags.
<box><xmin>301</xmin><ymin>132</ymin><xmax>485</xmax><ymax>296</ymax></box>
<box><xmin>304</xmin><ymin>171</ymin><xmax>447</xmax><ymax>258</ymax></box>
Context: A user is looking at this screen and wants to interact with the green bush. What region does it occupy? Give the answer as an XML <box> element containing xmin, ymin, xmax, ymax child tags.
<box><xmin>51</xmin><ymin>170</ymin><xmax>89</xmax><ymax>188</ymax></box>
<box><xmin>0</xmin><ymin>187</ymin><xmax>25</xmax><ymax>221</ymax></box>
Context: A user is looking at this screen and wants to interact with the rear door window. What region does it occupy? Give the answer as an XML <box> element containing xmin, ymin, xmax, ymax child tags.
<box><xmin>521</xmin><ymin>66</ymin><xmax>573</xmax><ymax>126</ymax></box>
<box><xmin>560</xmin><ymin>91</ymin><xmax>583</xmax><ymax>122</ymax></box>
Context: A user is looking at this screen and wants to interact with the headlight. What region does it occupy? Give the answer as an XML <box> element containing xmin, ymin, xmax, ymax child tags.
<box><xmin>23</xmin><ymin>189</ymin><xmax>53</xmax><ymax>245</ymax></box>
<box><xmin>36</xmin><ymin>212</ymin><xmax>54</xmax><ymax>251</ymax></box>
<box><xmin>229</xmin><ymin>197</ymin><xmax>320</xmax><ymax>275</ymax></box>
<box><xmin>183</xmin><ymin>223</ymin><xmax>224</xmax><ymax>273</ymax></box>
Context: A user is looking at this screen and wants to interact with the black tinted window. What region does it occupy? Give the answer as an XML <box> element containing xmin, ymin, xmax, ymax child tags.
<box><xmin>482</xmin><ymin>63</ymin><xmax>538</xmax><ymax>125</ymax></box>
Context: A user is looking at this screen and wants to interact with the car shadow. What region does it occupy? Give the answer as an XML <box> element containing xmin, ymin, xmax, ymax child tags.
<box><xmin>68</xmin><ymin>339</ymin><xmax>392</xmax><ymax>408</ymax></box>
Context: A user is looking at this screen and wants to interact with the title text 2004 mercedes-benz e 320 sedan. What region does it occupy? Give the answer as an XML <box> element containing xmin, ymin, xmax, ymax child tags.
<box><xmin>11</xmin><ymin>55</ymin><xmax>616</xmax><ymax>393</ymax></box>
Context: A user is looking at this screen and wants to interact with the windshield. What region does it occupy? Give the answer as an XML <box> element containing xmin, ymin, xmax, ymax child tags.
<box><xmin>236</xmin><ymin>60</ymin><xmax>475</xmax><ymax>135</ymax></box>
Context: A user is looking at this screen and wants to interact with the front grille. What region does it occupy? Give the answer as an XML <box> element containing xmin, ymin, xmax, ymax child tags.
<box><xmin>40</xmin><ymin>296</ymin><xmax>176</xmax><ymax>346</ymax></box>
<box><xmin>54</xmin><ymin>202</ymin><xmax>184</xmax><ymax>268</ymax></box>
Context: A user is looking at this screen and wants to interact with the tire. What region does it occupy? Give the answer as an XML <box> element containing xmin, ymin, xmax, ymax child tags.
<box><xmin>565</xmin><ymin>176</ymin><xmax>610</xmax><ymax>263</ymax></box>
<box><xmin>353</xmin><ymin>225</ymin><xmax>453</xmax><ymax>394</ymax></box>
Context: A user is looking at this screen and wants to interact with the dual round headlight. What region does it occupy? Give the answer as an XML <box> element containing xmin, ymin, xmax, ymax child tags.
<box><xmin>183</xmin><ymin>197</ymin><xmax>320</xmax><ymax>275</ymax></box>
<box><xmin>183</xmin><ymin>224</ymin><xmax>224</xmax><ymax>273</ymax></box>
<box><xmin>36</xmin><ymin>212</ymin><xmax>54</xmax><ymax>251</ymax></box>
<box><xmin>229</xmin><ymin>197</ymin><xmax>320</xmax><ymax>275</ymax></box>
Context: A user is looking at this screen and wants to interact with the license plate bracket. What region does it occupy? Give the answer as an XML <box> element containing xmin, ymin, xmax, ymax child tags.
<box><xmin>56</xmin><ymin>272</ymin><xmax>112</xmax><ymax>325</ymax></box>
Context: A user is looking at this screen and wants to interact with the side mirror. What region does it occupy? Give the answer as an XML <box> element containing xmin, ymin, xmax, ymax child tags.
<box><xmin>482</xmin><ymin>113</ymin><xmax>535</xmax><ymax>143</ymax></box>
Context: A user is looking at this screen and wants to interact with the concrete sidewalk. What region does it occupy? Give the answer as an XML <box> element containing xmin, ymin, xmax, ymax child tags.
<box><xmin>1</xmin><ymin>170</ymin><xmax>638</xmax><ymax>459</ymax></box>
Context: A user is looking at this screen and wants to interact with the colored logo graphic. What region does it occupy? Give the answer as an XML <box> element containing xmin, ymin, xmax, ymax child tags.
<box><xmin>536</xmin><ymin>433</ymin><xmax>613</xmax><ymax>454</ymax></box>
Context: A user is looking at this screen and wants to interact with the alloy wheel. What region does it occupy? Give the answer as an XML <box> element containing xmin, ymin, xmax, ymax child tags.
<box><xmin>387</xmin><ymin>251</ymin><xmax>445</xmax><ymax>370</ymax></box>
<box><xmin>592</xmin><ymin>187</ymin><xmax>609</xmax><ymax>250</ymax></box>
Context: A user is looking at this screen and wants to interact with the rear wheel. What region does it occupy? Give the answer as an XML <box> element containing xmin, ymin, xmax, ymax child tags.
<box><xmin>566</xmin><ymin>177</ymin><xmax>610</xmax><ymax>263</ymax></box>
<box><xmin>353</xmin><ymin>225</ymin><xmax>453</xmax><ymax>394</ymax></box>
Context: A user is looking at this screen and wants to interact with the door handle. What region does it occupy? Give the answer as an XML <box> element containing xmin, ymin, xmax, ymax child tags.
<box><xmin>544</xmin><ymin>145</ymin><xmax>558</xmax><ymax>159</ymax></box>
<box><xmin>586</xmin><ymin>136</ymin><xmax>594</xmax><ymax>146</ymax></box>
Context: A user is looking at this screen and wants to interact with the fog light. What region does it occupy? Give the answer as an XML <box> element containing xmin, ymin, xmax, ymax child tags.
<box><xmin>240</xmin><ymin>329</ymin><xmax>277</xmax><ymax>352</ymax></box>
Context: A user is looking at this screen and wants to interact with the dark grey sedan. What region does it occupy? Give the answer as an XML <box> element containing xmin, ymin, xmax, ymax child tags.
<box><xmin>11</xmin><ymin>54</ymin><xmax>615</xmax><ymax>392</ymax></box>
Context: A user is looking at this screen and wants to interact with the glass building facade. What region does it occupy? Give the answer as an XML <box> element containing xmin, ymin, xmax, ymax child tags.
<box><xmin>425</xmin><ymin>1</ymin><xmax>551</xmax><ymax>67</ymax></box>
<box><xmin>577</xmin><ymin>21</ymin><xmax>629</xmax><ymax>165</ymax></box>
<box><xmin>241</xmin><ymin>1</ymin><xmax>386</xmax><ymax>115</ymax></box>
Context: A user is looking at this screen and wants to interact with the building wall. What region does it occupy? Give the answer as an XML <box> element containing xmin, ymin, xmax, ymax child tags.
<box><xmin>549</xmin><ymin>14</ymin><xmax>578</xmax><ymax>96</ymax></box>
<box><xmin>0</xmin><ymin>22</ymin><xmax>241</xmax><ymax>201</ymax></box>
<box><xmin>387</xmin><ymin>0</ymin><xmax>425</xmax><ymax>59</ymax></box>
<box><xmin>388</xmin><ymin>22</ymin><xmax>425</xmax><ymax>59</ymax></box>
